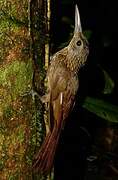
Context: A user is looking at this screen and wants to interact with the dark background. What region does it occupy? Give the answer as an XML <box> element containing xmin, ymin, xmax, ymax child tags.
<box><xmin>50</xmin><ymin>0</ymin><xmax>118</xmax><ymax>179</ymax></box>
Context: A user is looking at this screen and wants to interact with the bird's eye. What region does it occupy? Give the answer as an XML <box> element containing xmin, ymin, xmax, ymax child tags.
<box><xmin>76</xmin><ymin>40</ymin><xmax>81</xmax><ymax>46</ymax></box>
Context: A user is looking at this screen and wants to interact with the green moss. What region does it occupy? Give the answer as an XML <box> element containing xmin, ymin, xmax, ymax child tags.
<box><xmin>0</xmin><ymin>60</ymin><xmax>33</xmax><ymax>135</ymax></box>
<box><xmin>0</xmin><ymin>160</ymin><xmax>4</xmax><ymax>171</ymax></box>
<box><xmin>17</xmin><ymin>126</ymin><xmax>25</xmax><ymax>143</ymax></box>
<box><xmin>4</xmin><ymin>106</ymin><xmax>13</xmax><ymax>119</ymax></box>
<box><xmin>0</xmin><ymin>19</ymin><xmax>10</xmax><ymax>33</ymax></box>
<box><xmin>0</xmin><ymin>0</ymin><xmax>48</xmax><ymax>178</ymax></box>
<box><xmin>8</xmin><ymin>172</ymin><xmax>21</xmax><ymax>180</ymax></box>
<box><xmin>0</xmin><ymin>0</ymin><xmax>28</xmax><ymax>25</ymax></box>
<box><xmin>0</xmin><ymin>132</ymin><xmax>6</xmax><ymax>170</ymax></box>
<box><xmin>26</xmin><ymin>155</ymin><xmax>32</xmax><ymax>166</ymax></box>
<box><xmin>0</xmin><ymin>60</ymin><xmax>33</xmax><ymax>100</ymax></box>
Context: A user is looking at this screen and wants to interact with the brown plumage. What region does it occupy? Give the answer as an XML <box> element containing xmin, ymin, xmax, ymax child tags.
<box><xmin>32</xmin><ymin>5</ymin><xmax>89</xmax><ymax>174</ymax></box>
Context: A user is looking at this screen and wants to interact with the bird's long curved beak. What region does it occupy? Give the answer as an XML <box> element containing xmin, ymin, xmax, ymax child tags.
<box><xmin>74</xmin><ymin>5</ymin><xmax>82</xmax><ymax>33</ymax></box>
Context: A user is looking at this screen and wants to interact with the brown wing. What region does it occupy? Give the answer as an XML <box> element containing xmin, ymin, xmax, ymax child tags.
<box><xmin>48</xmin><ymin>55</ymin><xmax>79</xmax><ymax>131</ymax></box>
<box><xmin>33</xmin><ymin>48</ymin><xmax>79</xmax><ymax>174</ymax></box>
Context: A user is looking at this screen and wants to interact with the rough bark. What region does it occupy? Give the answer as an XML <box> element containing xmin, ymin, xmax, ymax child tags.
<box><xmin>0</xmin><ymin>0</ymin><xmax>49</xmax><ymax>179</ymax></box>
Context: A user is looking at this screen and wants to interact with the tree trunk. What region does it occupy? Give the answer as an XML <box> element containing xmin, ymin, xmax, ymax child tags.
<box><xmin>0</xmin><ymin>0</ymin><xmax>50</xmax><ymax>179</ymax></box>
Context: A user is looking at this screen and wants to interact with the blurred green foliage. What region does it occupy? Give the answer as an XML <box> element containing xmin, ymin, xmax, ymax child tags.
<box><xmin>83</xmin><ymin>96</ymin><xmax>118</xmax><ymax>123</ymax></box>
<box><xmin>83</xmin><ymin>66</ymin><xmax>117</xmax><ymax>124</ymax></box>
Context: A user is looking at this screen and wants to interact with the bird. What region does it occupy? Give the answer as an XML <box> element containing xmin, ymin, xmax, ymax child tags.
<box><xmin>32</xmin><ymin>4</ymin><xmax>89</xmax><ymax>174</ymax></box>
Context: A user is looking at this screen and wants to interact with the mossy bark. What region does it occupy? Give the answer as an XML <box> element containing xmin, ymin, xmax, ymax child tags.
<box><xmin>0</xmin><ymin>0</ymin><xmax>48</xmax><ymax>179</ymax></box>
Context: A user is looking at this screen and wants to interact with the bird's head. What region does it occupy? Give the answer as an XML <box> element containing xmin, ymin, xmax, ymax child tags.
<box><xmin>68</xmin><ymin>5</ymin><xmax>89</xmax><ymax>67</ymax></box>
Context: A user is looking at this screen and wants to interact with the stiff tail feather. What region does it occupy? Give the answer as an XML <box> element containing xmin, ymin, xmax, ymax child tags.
<box><xmin>32</xmin><ymin>124</ymin><xmax>61</xmax><ymax>174</ymax></box>
<box><xmin>33</xmin><ymin>93</ymin><xmax>63</xmax><ymax>174</ymax></box>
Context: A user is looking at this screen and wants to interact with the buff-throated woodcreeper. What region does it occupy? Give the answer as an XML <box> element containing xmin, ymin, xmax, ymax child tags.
<box><xmin>33</xmin><ymin>5</ymin><xmax>89</xmax><ymax>174</ymax></box>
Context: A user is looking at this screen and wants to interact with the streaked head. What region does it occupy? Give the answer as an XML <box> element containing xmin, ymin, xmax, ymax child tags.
<box><xmin>67</xmin><ymin>5</ymin><xmax>89</xmax><ymax>70</ymax></box>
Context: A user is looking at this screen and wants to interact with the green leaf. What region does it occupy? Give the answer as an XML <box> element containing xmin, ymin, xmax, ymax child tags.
<box><xmin>102</xmin><ymin>69</ymin><xmax>115</xmax><ymax>94</ymax></box>
<box><xmin>83</xmin><ymin>97</ymin><xmax>118</xmax><ymax>123</ymax></box>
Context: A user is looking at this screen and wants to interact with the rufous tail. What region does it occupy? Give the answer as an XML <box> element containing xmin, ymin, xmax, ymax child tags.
<box><xmin>32</xmin><ymin>123</ymin><xmax>61</xmax><ymax>174</ymax></box>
